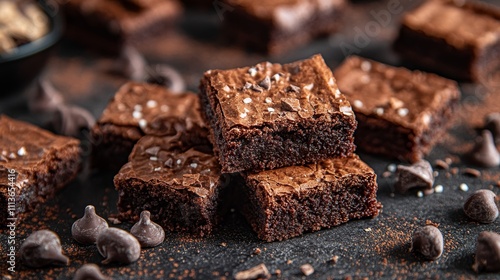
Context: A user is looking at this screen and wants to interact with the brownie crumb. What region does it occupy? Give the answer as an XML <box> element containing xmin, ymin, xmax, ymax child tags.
<box><xmin>220</xmin><ymin>242</ymin><xmax>227</xmax><ymax>247</ymax></box>
<box><xmin>253</xmin><ymin>248</ymin><xmax>261</xmax><ymax>255</ymax></box>
<box><xmin>300</xmin><ymin>264</ymin><xmax>314</xmax><ymax>276</ymax></box>
<box><xmin>234</xmin><ymin>264</ymin><xmax>270</xmax><ymax>280</ymax></box>
<box><xmin>425</xmin><ymin>220</ymin><xmax>440</xmax><ymax>227</ymax></box>
<box><xmin>463</xmin><ymin>168</ymin><xmax>482</xmax><ymax>178</ymax></box>
<box><xmin>286</xmin><ymin>260</ymin><xmax>293</xmax><ymax>265</ymax></box>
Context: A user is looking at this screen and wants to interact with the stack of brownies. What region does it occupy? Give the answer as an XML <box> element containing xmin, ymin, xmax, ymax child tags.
<box><xmin>102</xmin><ymin>54</ymin><xmax>382</xmax><ymax>242</ymax></box>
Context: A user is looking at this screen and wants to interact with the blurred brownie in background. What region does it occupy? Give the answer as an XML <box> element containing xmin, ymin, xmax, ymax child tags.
<box><xmin>64</xmin><ymin>0</ymin><xmax>182</xmax><ymax>53</ymax></box>
<box><xmin>394</xmin><ymin>0</ymin><xmax>500</xmax><ymax>82</ymax></box>
<box><xmin>91</xmin><ymin>82</ymin><xmax>209</xmax><ymax>171</ymax></box>
<box><xmin>334</xmin><ymin>56</ymin><xmax>460</xmax><ymax>163</ymax></box>
<box><xmin>221</xmin><ymin>0</ymin><xmax>346</xmax><ymax>54</ymax></box>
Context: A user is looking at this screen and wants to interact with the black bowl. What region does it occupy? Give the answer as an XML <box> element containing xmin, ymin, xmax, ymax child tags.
<box><xmin>0</xmin><ymin>1</ymin><xmax>63</xmax><ymax>91</ymax></box>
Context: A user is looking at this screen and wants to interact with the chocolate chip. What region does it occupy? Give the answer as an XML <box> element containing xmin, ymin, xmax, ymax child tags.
<box><xmin>463</xmin><ymin>190</ymin><xmax>499</xmax><ymax>223</ymax></box>
<box><xmin>145</xmin><ymin>64</ymin><xmax>186</xmax><ymax>94</ymax></box>
<box><xmin>281</xmin><ymin>98</ymin><xmax>301</xmax><ymax>112</ymax></box>
<box><xmin>469</xmin><ymin>130</ymin><xmax>500</xmax><ymax>167</ymax></box>
<box><xmin>234</xmin><ymin>263</ymin><xmax>270</xmax><ymax>280</ymax></box>
<box><xmin>20</xmin><ymin>230</ymin><xmax>69</xmax><ymax>267</ymax></box>
<box><xmin>28</xmin><ymin>80</ymin><xmax>64</xmax><ymax>113</ymax></box>
<box><xmin>258</xmin><ymin>76</ymin><xmax>271</xmax><ymax>90</ymax></box>
<box><xmin>51</xmin><ymin>105</ymin><xmax>95</xmax><ymax>137</ymax></box>
<box><xmin>113</xmin><ymin>45</ymin><xmax>146</xmax><ymax>81</ymax></box>
<box><xmin>395</xmin><ymin>160</ymin><xmax>434</xmax><ymax>194</ymax></box>
<box><xmin>411</xmin><ymin>225</ymin><xmax>443</xmax><ymax>260</ymax></box>
<box><xmin>485</xmin><ymin>113</ymin><xmax>500</xmax><ymax>144</ymax></box>
<box><xmin>130</xmin><ymin>210</ymin><xmax>165</xmax><ymax>248</ymax></box>
<box><xmin>73</xmin><ymin>264</ymin><xmax>109</xmax><ymax>280</ymax></box>
<box><xmin>286</xmin><ymin>84</ymin><xmax>301</xmax><ymax>93</ymax></box>
<box><xmin>96</xmin><ymin>228</ymin><xmax>141</xmax><ymax>264</ymax></box>
<box><xmin>72</xmin><ymin>205</ymin><xmax>109</xmax><ymax>245</ymax></box>
<box><xmin>473</xmin><ymin>231</ymin><xmax>500</xmax><ymax>272</ymax></box>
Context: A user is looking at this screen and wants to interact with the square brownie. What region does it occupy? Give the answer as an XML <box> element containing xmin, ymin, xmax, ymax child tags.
<box><xmin>199</xmin><ymin>54</ymin><xmax>357</xmax><ymax>173</ymax></box>
<box><xmin>114</xmin><ymin>134</ymin><xmax>227</xmax><ymax>236</ymax></box>
<box><xmin>394</xmin><ymin>0</ymin><xmax>500</xmax><ymax>82</ymax></box>
<box><xmin>222</xmin><ymin>0</ymin><xmax>346</xmax><ymax>54</ymax></box>
<box><xmin>334</xmin><ymin>56</ymin><xmax>460</xmax><ymax>163</ymax></box>
<box><xmin>63</xmin><ymin>0</ymin><xmax>182</xmax><ymax>52</ymax></box>
<box><xmin>239</xmin><ymin>155</ymin><xmax>381</xmax><ymax>242</ymax></box>
<box><xmin>91</xmin><ymin>82</ymin><xmax>209</xmax><ymax>171</ymax></box>
<box><xmin>0</xmin><ymin>115</ymin><xmax>80</xmax><ymax>225</ymax></box>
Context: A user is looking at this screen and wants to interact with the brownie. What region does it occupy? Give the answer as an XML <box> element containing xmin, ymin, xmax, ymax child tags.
<box><xmin>334</xmin><ymin>56</ymin><xmax>461</xmax><ymax>163</ymax></box>
<box><xmin>222</xmin><ymin>0</ymin><xmax>346</xmax><ymax>54</ymax></box>
<box><xmin>0</xmin><ymin>115</ymin><xmax>80</xmax><ymax>225</ymax></box>
<box><xmin>394</xmin><ymin>0</ymin><xmax>500</xmax><ymax>82</ymax></box>
<box><xmin>114</xmin><ymin>134</ymin><xmax>227</xmax><ymax>236</ymax></box>
<box><xmin>199</xmin><ymin>54</ymin><xmax>357</xmax><ymax>173</ymax></box>
<box><xmin>91</xmin><ymin>82</ymin><xmax>209</xmax><ymax>171</ymax></box>
<box><xmin>239</xmin><ymin>155</ymin><xmax>381</xmax><ymax>242</ymax></box>
<box><xmin>63</xmin><ymin>0</ymin><xmax>182</xmax><ymax>53</ymax></box>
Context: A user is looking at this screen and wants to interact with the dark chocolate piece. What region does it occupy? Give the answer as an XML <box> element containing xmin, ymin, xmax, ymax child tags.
<box><xmin>485</xmin><ymin>113</ymin><xmax>500</xmax><ymax>144</ymax></box>
<box><xmin>20</xmin><ymin>230</ymin><xmax>69</xmax><ymax>268</ymax></box>
<box><xmin>145</xmin><ymin>64</ymin><xmax>186</xmax><ymax>94</ymax></box>
<box><xmin>71</xmin><ymin>205</ymin><xmax>109</xmax><ymax>245</ymax></box>
<box><xmin>28</xmin><ymin>80</ymin><xmax>64</xmax><ymax>113</ymax></box>
<box><xmin>463</xmin><ymin>190</ymin><xmax>499</xmax><ymax>224</ymax></box>
<box><xmin>63</xmin><ymin>0</ymin><xmax>183</xmax><ymax>53</ymax></box>
<box><xmin>334</xmin><ymin>56</ymin><xmax>460</xmax><ymax>163</ymax></box>
<box><xmin>73</xmin><ymin>264</ymin><xmax>109</xmax><ymax>280</ymax></box>
<box><xmin>411</xmin><ymin>225</ymin><xmax>443</xmax><ymax>260</ymax></box>
<box><xmin>234</xmin><ymin>263</ymin><xmax>270</xmax><ymax>280</ymax></box>
<box><xmin>199</xmin><ymin>54</ymin><xmax>356</xmax><ymax>173</ymax></box>
<box><xmin>96</xmin><ymin>228</ymin><xmax>141</xmax><ymax>265</ymax></box>
<box><xmin>114</xmin><ymin>135</ymin><xmax>227</xmax><ymax>236</ymax></box>
<box><xmin>469</xmin><ymin>130</ymin><xmax>500</xmax><ymax>167</ymax></box>
<box><xmin>91</xmin><ymin>82</ymin><xmax>209</xmax><ymax>171</ymax></box>
<box><xmin>396</xmin><ymin>160</ymin><xmax>434</xmax><ymax>195</ymax></box>
<box><xmin>394</xmin><ymin>0</ymin><xmax>500</xmax><ymax>82</ymax></box>
<box><xmin>52</xmin><ymin>105</ymin><xmax>96</xmax><ymax>138</ymax></box>
<box><xmin>222</xmin><ymin>0</ymin><xmax>346</xmax><ymax>54</ymax></box>
<box><xmin>0</xmin><ymin>115</ymin><xmax>80</xmax><ymax>224</ymax></box>
<box><xmin>240</xmin><ymin>155</ymin><xmax>380</xmax><ymax>242</ymax></box>
<box><xmin>130</xmin><ymin>210</ymin><xmax>165</xmax><ymax>248</ymax></box>
<box><xmin>473</xmin><ymin>231</ymin><xmax>500</xmax><ymax>272</ymax></box>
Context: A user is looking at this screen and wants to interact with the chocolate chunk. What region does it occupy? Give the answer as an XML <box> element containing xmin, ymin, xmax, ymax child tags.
<box><xmin>234</xmin><ymin>263</ymin><xmax>270</xmax><ymax>280</ymax></box>
<box><xmin>396</xmin><ymin>160</ymin><xmax>434</xmax><ymax>194</ymax></box>
<box><xmin>485</xmin><ymin>113</ymin><xmax>500</xmax><ymax>144</ymax></box>
<box><xmin>258</xmin><ymin>76</ymin><xmax>271</xmax><ymax>90</ymax></box>
<box><xmin>473</xmin><ymin>231</ymin><xmax>500</xmax><ymax>272</ymax></box>
<box><xmin>72</xmin><ymin>205</ymin><xmax>109</xmax><ymax>245</ymax></box>
<box><xmin>469</xmin><ymin>130</ymin><xmax>500</xmax><ymax>167</ymax></box>
<box><xmin>51</xmin><ymin>105</ymin><xmax>96</xmax><ymax>137</ymax></box>
<box><xmin>130</xmin><ymin>210</ymin><xmax>165</xmax><ymax>248</ymax></box>
<box><xmin>463</xmin><ymin>190</ymin><xmax>499</xmax><ymax>224</ymax></box>
<box><xmin>96</xmin><ymin>228</ymin><xmax>141</xmax><ymax>264</ymax></box>
<box><xmin>145</xmin><ymin>64</ymin><xmax>186</xmax><ymax>94</ymax></box>
<box><xmin>73</xmin><ymin>264</ymin><xmax>109</xmax><ymax>280</ymax></box>
<box><xmin>28</xmin><ymin>80</ymin><xmax>64</xmax><ymax>113</ymax></box>
<box><xmin>113</xmin><ymin>45</ymin><xmax>147</xmax><ymax>81</ymax></box>
<box><xmin>20</xmin><ymin>230</ymin><xmax>69</xmax><ymax>268</ymax></box>
<box><xmin>281</xmin><ymin>98</ymin><xmax>301</xmax><ymax>112</ymax></box>
<box><xmin>411</xmin><ymin>225</ymin><xmax>443</xmax><ymax>260</ymax></box>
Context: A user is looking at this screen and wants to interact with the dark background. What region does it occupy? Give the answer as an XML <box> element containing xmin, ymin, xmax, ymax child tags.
<box><xmin>1</xmin><ymin>0</ymin><xmax>500</xmax><ymax>279</ymax></box>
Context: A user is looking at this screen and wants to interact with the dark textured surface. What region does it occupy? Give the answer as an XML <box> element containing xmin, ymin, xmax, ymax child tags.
<box><xmin>1</xmin><ymin>0</ymin><xmax>500</xmax><ymax>279</ymax></box>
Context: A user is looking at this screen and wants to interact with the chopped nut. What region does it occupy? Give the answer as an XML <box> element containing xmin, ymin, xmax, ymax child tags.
<box><xmin>389</xmin><ymin>97</ymin><xmax>404</xmax><ymax>109</ymax></box>
<box><xmin>234</xmin><ymin>264</ymin><xmax>270</xmax><ymax>280</ymax></box>
<box><xmin>281</xmin><ymin>98</ymin><xmax>301</xmax><ymax>112</ymax></box>
<box><xmin>300</xmin><ymin>264</ymin><xmax>314</xmax><ymax>276</ymax></box>
<box><xmin>286</xmin><ymin>84</ymin><xmax>301</xmax><ymax>93</ymax></box>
